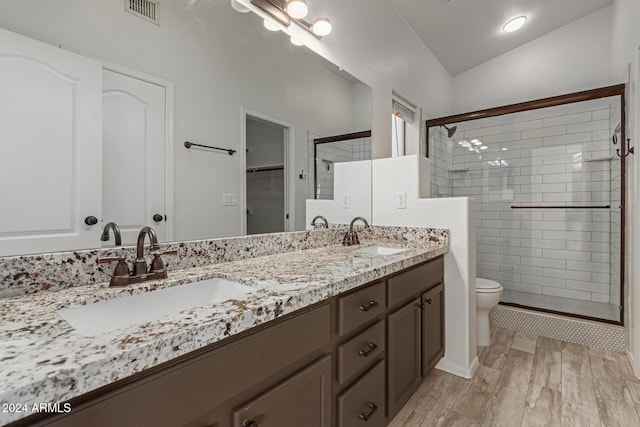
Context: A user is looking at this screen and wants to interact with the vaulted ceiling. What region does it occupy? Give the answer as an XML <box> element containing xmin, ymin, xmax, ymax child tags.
<box><xmin>385</xmin><ymin>0</ymin><xmax>613</xmax><ymax>76</ymax></box>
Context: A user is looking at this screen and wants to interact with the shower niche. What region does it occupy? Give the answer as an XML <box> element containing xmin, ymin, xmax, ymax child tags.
<box><xmin>426</xmin><ymin>85</ymin><xmax>627</xmax><ymax>325</ymax></box>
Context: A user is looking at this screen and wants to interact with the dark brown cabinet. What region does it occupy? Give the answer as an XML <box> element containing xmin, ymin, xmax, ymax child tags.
<box><xmin>387</xmin><ymin>298</ymin><xmax>422</xmax><ymax>417</ymax></box>
<box><xmin>20</xmin><ymin>256</ymin><xmax>445</xmax><ymax>427</ymax></box>
<box><xmin>232</xmin><ymin>356</ymin><xmax>332</xmax><ymax>427</ymax></box>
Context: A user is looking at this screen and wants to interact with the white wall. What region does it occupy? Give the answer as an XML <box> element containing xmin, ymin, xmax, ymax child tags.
<box><xmin>0</xmin><ymin>0</ymin><xmax>366</xmax><ymax>239</ymax></box>
<box><xmin>611</xmin><ymin>0</ymin><xmax>640</xmax><ymax>377</ymax></box>
<box><xmin>452</xmin><ymin>6</ymin><xmax>615</xmax><ymax>113</ymax></box>
<box><xmin>306</xmin><ymin>161</ymin><xmax>372</xmax><ymax>227</ymax></box>
<box><xmin>371</xmin><ymin>155</ymin><xmax>477</xmax><ymax>378</ymax></box>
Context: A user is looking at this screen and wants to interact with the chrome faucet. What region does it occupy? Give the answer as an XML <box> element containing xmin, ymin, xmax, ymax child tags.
<box><xmin>311</xmin><ymin>215</ymin><xmax>329</xmax><ymax>229</ymax></box>
<box><xmin>343</xmin><ymin>217</ymin><xmax>370</xmax><ymax>246</ymax></box>
<box><xmin>97</xmin><ymin>226</ymin><xmax>177</xmax><ymax>287</ymax></box>
<box><xmin>100</xmin><ymin>222</ymin><xmax>122</xmax><ymax>246</ymax></box>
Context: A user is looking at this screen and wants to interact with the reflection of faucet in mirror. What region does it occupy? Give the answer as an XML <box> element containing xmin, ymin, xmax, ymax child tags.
<box><xmin>311</xmin><ymin>215</ymin><xmax>329</xmax><ymax>229</ymax></box>
<box><xmin>100</xmin><ymin>222</ymin><xmax>122</xmax><ymax>246</ymax></box>
<box><xmin>343</xmin><ymin>217</ymin><xmax>370</xmax><ymax>246</ymax></box>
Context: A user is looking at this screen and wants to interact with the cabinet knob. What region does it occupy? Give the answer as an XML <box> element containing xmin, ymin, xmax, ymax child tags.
<box><xmin>358</xmin><ymin>402</ymin><xmax>378</xmax><ymax>421</ymax></box>
<box><xmin>358</xmin><ymin>300</ymin><xmax>378</xmax><ymax>312</ymax></box>
<box><xmin>242</xmin><ymin>420</ymin><xmax>258</xmax><ymax>427</ymax></box>
<box><xmin>426</xmin><ymin>298</ymin><xmax>433</xmax><ymax>305</ymax></box>
<box><xmin>153</xmin><ymin>213</ymin><xmax>164</xmax><ymax>222</ymax></box>
<box><xmin>84</xmin><ymin>216</ymin><xmax>98</xmax><ymax>226</ymax></box>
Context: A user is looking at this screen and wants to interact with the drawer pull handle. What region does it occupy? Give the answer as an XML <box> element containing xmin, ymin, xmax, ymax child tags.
<box><xmin>358</xmin><ymin>300</ymin><xmax>378</xmax><ymax>312</ymax></box>
<box><xmin>243</xmin><ymin>420</ymin><xmax>258</xmax><ymax>427</ymax></box>
<box><xmin>358</xmin><ymin>402</ymin><xmax>378</xmax><ymax>421</ymax></box>
<box><xmin>358</xmin><ymin>342</ymin><xmax>378</xmax><ymax>357</ymax></box>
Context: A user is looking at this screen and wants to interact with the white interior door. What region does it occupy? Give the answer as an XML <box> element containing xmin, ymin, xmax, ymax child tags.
<box><xmin>0</xmin><ymin>27</ymin><xmax>102</xmax><ymax>256</ymax></box>
<box><xmin>102</xmin><ymin>69</ymin><xmax>166</xmax><ymax>245</ymax></box>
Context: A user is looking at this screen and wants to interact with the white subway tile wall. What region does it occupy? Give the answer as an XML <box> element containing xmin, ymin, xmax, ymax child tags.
<box><xmin>428</xmin><ymin>126</ymin><xmax>453</xmax><ymax>197</ymax></box>
<box><xmin>431</xmin><ymin>96</ymin><xmax>622</xmax><ymax>319</ymax></box>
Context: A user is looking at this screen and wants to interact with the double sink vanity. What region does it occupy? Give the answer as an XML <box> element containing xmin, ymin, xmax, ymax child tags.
<box><xmin>0</xmin><ymin>226</ymin><xmax>448</xmax><ymax>426</ymax></box>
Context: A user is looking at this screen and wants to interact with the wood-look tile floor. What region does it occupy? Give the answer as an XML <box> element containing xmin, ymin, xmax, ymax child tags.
<box><xmin>388</xmin><ymin>327</ymin><xmax>640</xmax><ymax>427</ymax></box>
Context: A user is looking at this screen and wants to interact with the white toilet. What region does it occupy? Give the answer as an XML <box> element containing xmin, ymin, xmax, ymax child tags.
<box><xmin>476</xmin><ymin>278</ymin><xmax>503</xmax><ymax>347</ymax></box>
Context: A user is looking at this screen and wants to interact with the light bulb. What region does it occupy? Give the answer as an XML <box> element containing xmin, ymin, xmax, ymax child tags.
<box><xmin>286</xmin><ymin>0</ymin><xmax>308</xmax><ymax>19</ymax></box>
<box><xmin>230</xmin><ymin>0</ymin><xmax>250</xmax><ymax>13</ymax></box>
<box><xmin>263</xmin><ymin>19</ymin><xmax>279</xmax><ymax>31</ymax></box>
<box><xmin>290</xmin><ymin>36</ymin><xmax>304</xmax><ymax>46</ymax></box>
<box><xmin>312</xmin><ymin>18</ymin><xmax>332</xmax><ymax>36</ymax></box>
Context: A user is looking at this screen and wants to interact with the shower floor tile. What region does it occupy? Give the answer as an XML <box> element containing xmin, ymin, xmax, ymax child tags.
<box><xmin>501</xmin><ymin>289</ymin><xmax>619</xmax><ymax>322</ymax></box>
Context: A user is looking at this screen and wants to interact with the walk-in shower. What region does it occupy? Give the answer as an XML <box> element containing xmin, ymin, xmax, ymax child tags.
<box><xmin>427</xmin><ymin>85</ymin><xmax>627</xmax><ymax>324</ymax></box>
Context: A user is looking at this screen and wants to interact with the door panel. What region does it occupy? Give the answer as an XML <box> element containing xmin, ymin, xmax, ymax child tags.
<box><xmin>102</xmin><ymin>69</ymin><xmax>165</xmax><ymax>245</ymax></box>
<box><xmin>0</xmin><ymin>27</ymin><xmax>102</xmax><ymax>256</ymax></box>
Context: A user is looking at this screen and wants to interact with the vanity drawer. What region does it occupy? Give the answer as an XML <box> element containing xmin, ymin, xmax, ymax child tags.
<box><xmin>338</xmin><ymin>281</ymin><xmax>385</xmax><ymax>335</ymax></box>
<box><xmin>337</xmin><ymin>320</ymin><xmax>385</xmax><ymax>385</ymax></box>
<box><xmin>337</xmin><ymin>360</ymin><xmax>386</xmax><ymax>427</ymax></box>
<box><xmin>388</xmin><ymin>257</ymin><xmax>443</xmax><ymax>309</ymax></box>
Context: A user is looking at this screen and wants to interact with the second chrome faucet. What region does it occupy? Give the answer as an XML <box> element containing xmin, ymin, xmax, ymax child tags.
<box><xmin>97</xmin><ymin>226</ymin><xmax>177</xmax><ymax>287</ymax></box>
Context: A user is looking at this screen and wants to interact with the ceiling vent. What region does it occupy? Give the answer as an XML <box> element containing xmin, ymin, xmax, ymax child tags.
<box><xmin>125</xmin><ymin>0</ymin><xmax>159</xmax><ymax>25</ymax></box>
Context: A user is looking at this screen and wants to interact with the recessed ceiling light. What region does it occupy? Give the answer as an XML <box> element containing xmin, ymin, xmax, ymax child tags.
<box><xmin>470</xmin><ymin>139</ymin><xmax>479</xmax><ymax>143</ymax></box>
<box><xmin>480</xmin><ymin>146</ymin><xmax>488</xmax><ymax>150</ymax></box>
<box><xmin>503</xmin><ymin>16</ymin><xmax>527</xmax><ymax>33</ymax></box>
<box><xmin>473</xmin><ymin>141</ymin><xmax>482</xmax><ymax>146</ymax></box>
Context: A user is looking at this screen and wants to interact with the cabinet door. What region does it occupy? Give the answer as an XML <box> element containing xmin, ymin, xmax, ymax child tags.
<box><xmin>0</xmin><ymin>27</ymin><xmax>102</xmax><ymax>256</ymax></box>
<box><xmin>387</xmin><ymin>298</ymin><xmax>422</xmax><ymax>418</ymax></box>
<box><xmin>232</xmin><ymin>356</ymin><xmax>331</xmax><ymax>427</ymax></box>
<box><xmin>422</xmin><ymin>282</ymin><xmax>445</xmax><ymax>375</ymax></box>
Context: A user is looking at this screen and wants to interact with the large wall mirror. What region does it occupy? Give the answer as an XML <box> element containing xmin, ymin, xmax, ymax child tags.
<box><xmin>0</xmin><ymin>0</ymin><xmax>372</xmax><ymax>257</ymax></box>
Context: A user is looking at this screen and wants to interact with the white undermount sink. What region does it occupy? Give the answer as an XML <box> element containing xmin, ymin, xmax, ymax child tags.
<box><xmin>58</xmin><ymin>278</ymin><xmax>258</xmax><ymax>337</ymax></box>
<box><xmin>354</xmin><ymin>246</ymin><xmax>407</xmax><ymax>256</ymax></box>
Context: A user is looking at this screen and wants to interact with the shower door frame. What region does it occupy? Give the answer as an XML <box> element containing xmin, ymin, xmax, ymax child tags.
<box><xmin>426</xmin><ymin>84</ymin><xmax>627</xmax><ymax>325</ymax></box>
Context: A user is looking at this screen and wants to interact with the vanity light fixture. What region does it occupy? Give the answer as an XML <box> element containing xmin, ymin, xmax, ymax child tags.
<box><xmin>248</xmin><ymin>0</ymin><xmax>332</xmax><ymax>38</ymax></box>
<box><xmin>503</xmin><ymin>16</ymin><xmax>527</xmax><ymax>33</ymax></box>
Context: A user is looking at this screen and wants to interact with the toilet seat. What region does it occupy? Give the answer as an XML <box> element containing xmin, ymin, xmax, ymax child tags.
<box><xmin>476</xmin><ymin>278</ymin><xmax>503</xmax><ymax>293</ymax></box>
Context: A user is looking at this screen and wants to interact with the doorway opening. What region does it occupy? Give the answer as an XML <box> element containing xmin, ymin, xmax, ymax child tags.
<box><xmin>245</xmin><ymin>115</ymin><xmax>289</xmax><ymax>235</ymax></box>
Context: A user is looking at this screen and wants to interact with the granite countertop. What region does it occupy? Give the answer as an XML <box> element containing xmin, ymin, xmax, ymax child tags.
<box><xmin>0</xmin><ymin>238</ymin><xmax>447</xmax><ymax>424</ymax></box>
